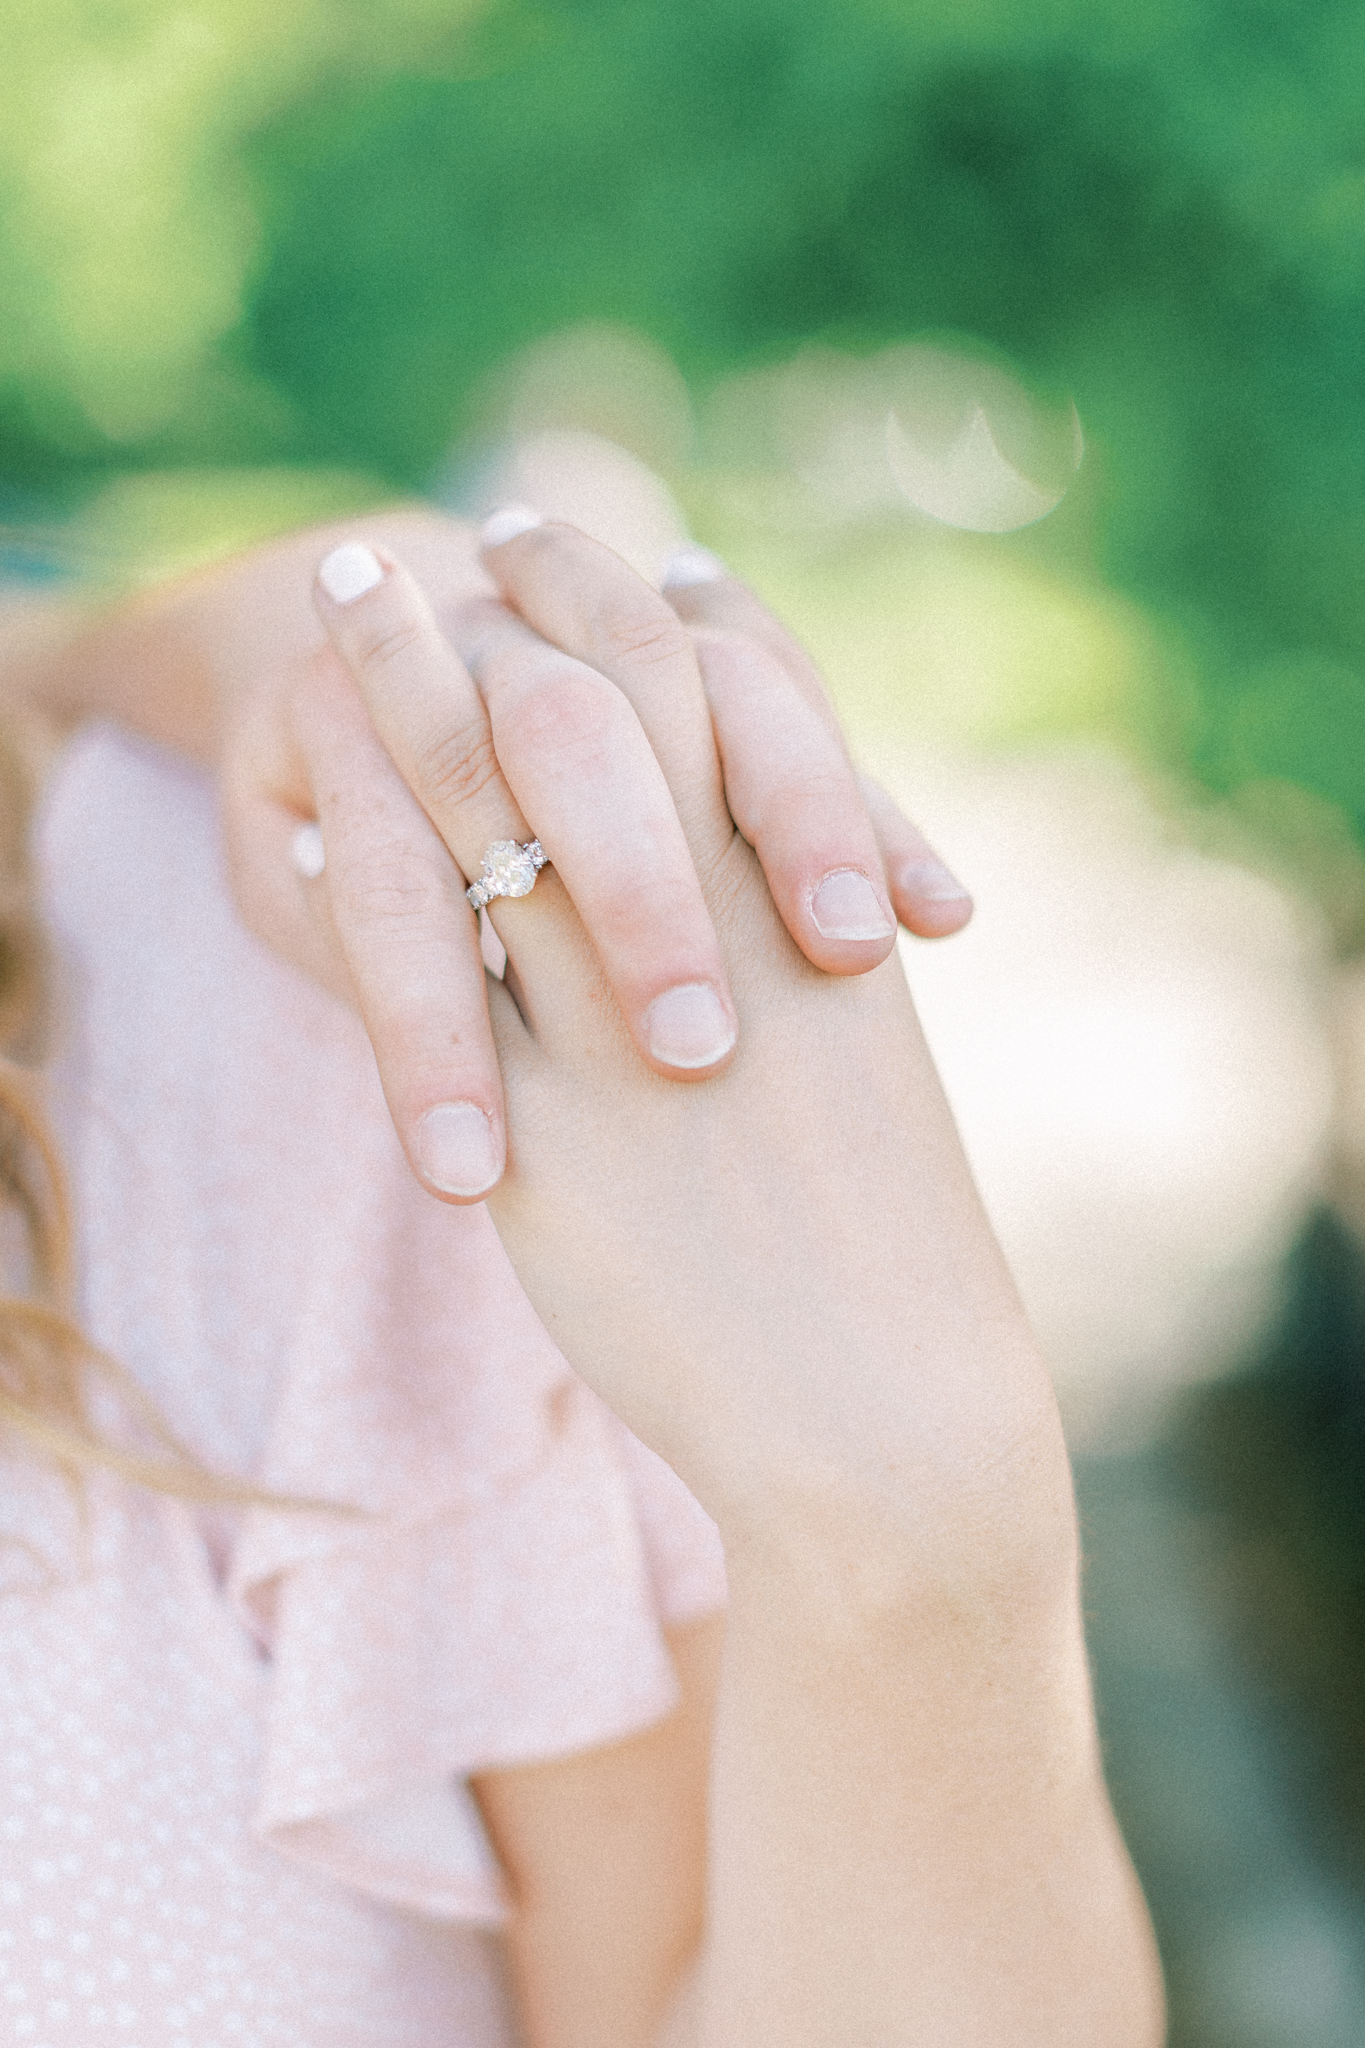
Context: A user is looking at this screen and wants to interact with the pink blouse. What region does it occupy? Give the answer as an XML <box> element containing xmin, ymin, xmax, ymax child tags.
<box><xmin>0</xmin><ymin>727</ymin><xmax>726</xmax><ymax>2045</ymax></box>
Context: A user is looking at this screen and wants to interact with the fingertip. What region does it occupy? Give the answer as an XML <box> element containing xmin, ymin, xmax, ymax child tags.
<box><xmin>413</xmin><ymin>1099</ymin><xmax>505</xmax><ymax>1202</ymax></box>
<box><xmin>793</xmin><ymin>924</ymin><xmax>901</xmax><ymax>977</ymax></box>
<box><xmin>779</xmin><ymin>865</ymin><xmax>895</xmax><ymax>976</ymax></box>
<box><xmin>659</xmin><ymin>544</ymin><xmax>728</xmax><ymax>591</ymax></box>
<box><xmin>643</xmin><ymin>982</ymin><xmax>737</xmax><ymax>1075</ymax></box>
<box><xmin>909</xmin><ymin>902</ymin><xmax>975</xmax><ymax>939</ymax></box>
<box><xmin>809</xmin><ymin>869</ymin><xmax>896</xmax><ymax>945</ymax></box>
<box><xmin>481</xmin><ymin>504</ymin><xmax>543</xmax><ymax>551</ymax></box>
<box><xmin>316</xmin><ymin>542</ymin><xmax>388</xmax><ymax>606</ymax></box>
<box><xmin>892</xmin><ymin>857</ymin><xmax>975</xmax><ymax>938</ymax></box>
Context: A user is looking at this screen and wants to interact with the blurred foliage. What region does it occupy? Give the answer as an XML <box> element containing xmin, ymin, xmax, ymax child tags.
<box><xmin>0</xmin><ymin>0</ymin><xmax>485</xmax><ymax>465</ymax></box>
<box><xmin>3</xmin><ymin>0</ymin><xmax>1365</xmax><ymax>848</ymax></box>
<box><xmin>1174</xmin><ymin>1210</ymin><xmax>1365</xmax><ymax>1893</ymax></box>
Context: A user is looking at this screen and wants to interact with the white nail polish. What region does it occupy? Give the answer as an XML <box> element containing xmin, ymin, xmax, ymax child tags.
<box><xmin>646</xmin><ymin>984</ymin><xmax>736</xmax><ymax>1070</ymax></box>
<box><xmin>898</xmin><ymin>857</ymin><xmax>972</xmax><ymax>904</ymax></box>
<box><xmin>290</xmin><ymin>820</ymin><xmax>326</xmax><ymax>880</ymax></box>
<box><xmin>481</xmin><ymin>504</ymin><xmax>542</xmax><ymax>549</ymax></box>
<box><xmin>317</xmin><ymin>543</ymin><xmax>385</xmax><ymax>604</ymax></box>
<box><xmin>811</xmin><ymin>870</ymin><xmax>895</xmax><ymax>941</ymax></box>
<box><xmin>660</xmin><ymin>545</ymin><xmax>727</xmax><ymax>589</ymax></box>
<box><xmin>416</xmin><ymin>1102</ymin><xmax>500</xmax><ymax>1197</ymax></box>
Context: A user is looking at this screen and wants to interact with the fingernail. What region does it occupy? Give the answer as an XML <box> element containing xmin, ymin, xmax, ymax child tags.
<box><xmin>897</xmin><ymin>857</ymin><xmax>971</xmax><ymax>904</ymax></box>
<box><xmin>416</xmin><ymin>1102</ymin><xmax>500</xmax><ymax>1197</ymax></box>
<box><xmin>660</xmin><ymin>545</ymin><xmax>727</xmax><ymax>589</ymax></box>
<box><xmin>645</xmin><ymin>984</ymin><xmax>736</xmax><ymax>1070</ymax></box>
<box><xmin>317</xmin><ymin>542</ymin><xmax>385</xmax><ymax>605</ymax></box>
<box><xmin>810</xmin><ymin>870</ymin><xmax>895</xmax><ymax>941</ymax></box>
<box><xmin>481</xmin><ymin>503</ymin><xmax>542</xmax><ymax>549</ymax></box>
<box><xmin>290</xmin><ymin>820</ymin><xmax>326</xmax><ymax>880</ymax></box>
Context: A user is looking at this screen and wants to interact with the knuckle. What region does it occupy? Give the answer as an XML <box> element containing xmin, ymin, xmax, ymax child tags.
<box><xmin>331</xmin><ymin>841</ymin><xmax>450</xmax><ymax>930</ymax></box>
<box><xmin>411</xmin><ymin>721</ymin><xmax>504</xmax><ymax>815</ymax></box>
<box><xmin>693</xmin><ymin>835</ymin><xmax>751</xmax><ymax>923</ymax></box>
<box><xmin>591</xmin><ymin>593</ymin><xmax>691</xmax><ymax>670</ymax></box>
<box><xmin>355</xmin><ymin>619</ymin><xmax>426</xmax><ymax>674</ymax></box>
<box><xmin>689</xmin><ymin>623</ymin><xmax>753</xmax><ymax>663</ymax></box>
<box><xmin>506</xmin><ymin>667</ymin><xmax>618</xmax><ymax>765</ymax></box>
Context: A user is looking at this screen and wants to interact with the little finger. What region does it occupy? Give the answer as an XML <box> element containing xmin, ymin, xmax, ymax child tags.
<box><xmin>665</xmin><ymin>550</ymin><xmax>973</xmax><ymax>937</ymax></box>
<box><xmin>858</xmin><ymin>773</ymin><xmax>974</xmax><ymax>938</ymax></box>
<box><xmin>688</xmin><ymin>627</ymin><xmax>899</xmax><ymax>972</ymax></box>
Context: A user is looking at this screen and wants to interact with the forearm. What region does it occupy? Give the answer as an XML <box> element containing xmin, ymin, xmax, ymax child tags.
<box><xmin>665</xmin><ymin>1443</ymin><xmax>1163</xmax><ymax>2048</ymax></box>
<box><xmin>0</xmin><ymin>504</ymin><xmax>473</xmax><ymax>766</ymax></box>
<box><xmin>0</xmin><ymin>555</ymin><xmax>263</xmax><ymax>761</ymax></box>
<box><xmin>484</xmin><ymin>962</ymin><xmax>1162</xmax><ymax>2038</ymax></box>
<box><xmin>283</xmin><ymin>511</ymin><xmax>1160</xmax><ymax>2043</ymax></box>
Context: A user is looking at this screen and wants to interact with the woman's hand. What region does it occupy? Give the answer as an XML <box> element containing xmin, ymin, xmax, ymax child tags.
<box><xmin>312</xmin><ymin>518</ymin><xmax>1044</xmax><ymax>1543</ymax></box>
<box><xmin>16</xmin><ymin>506</ymin><xmax>971</xmax><ymax>1200</ymax></box>
<box><xmin>314</xmin><ymin>524</ymin><xmax>1164</xmax><ymax>2048</ymax></box>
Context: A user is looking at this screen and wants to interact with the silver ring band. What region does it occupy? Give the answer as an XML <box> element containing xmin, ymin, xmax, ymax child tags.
<box><xmin>467</xmin><ymin>839</ymin><xmax>548</xmax><ymax>911</ymax></box>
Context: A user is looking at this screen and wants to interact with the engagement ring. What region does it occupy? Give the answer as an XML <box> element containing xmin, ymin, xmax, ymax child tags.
<box><xmin>466</xmin><ymin>839</ymin><xmax>548</xmax><ymax>911</ymax></box>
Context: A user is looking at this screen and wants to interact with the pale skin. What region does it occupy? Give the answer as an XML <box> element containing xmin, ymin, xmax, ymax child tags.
<box><xmin>309</xmin><ymin>522</ymin><xmax>1165</xmax><ymax>2045</ymax></box>
<box><xmin>0</xmin><ymin>509</ymin><xmax>970</xmax><ymax>1197</ymax></box>
<box><xmin>1</xmin><ymin>513</ymin><xmax>1163</xmax><ymax>2042</ymax></box>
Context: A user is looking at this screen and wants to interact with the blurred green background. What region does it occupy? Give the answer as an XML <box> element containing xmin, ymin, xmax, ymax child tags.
<box><xmin>6</xmin><ymin>4</ymin><xmax>1365</xmax><ymax>2042</ymax></box>
<box><xmin>5</xmin><ymin>0</ymin><xmax>1365</xmax><ymax>846</ymax></box>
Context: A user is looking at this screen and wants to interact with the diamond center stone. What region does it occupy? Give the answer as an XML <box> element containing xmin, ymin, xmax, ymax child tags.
<box><xmin>483</xmin><ymin>841</ymin><xmax>538</xmax><ymax>897</ymax></box>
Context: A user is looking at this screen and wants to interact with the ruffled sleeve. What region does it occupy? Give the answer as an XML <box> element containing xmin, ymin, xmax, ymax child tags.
<box><xmin>233</xmin><ymin>1194</ymin><xmax>727</xmax><ymax>1928</ymax></box>
<box><xmin>37</xmin><ymin>725</ymin><xmax>727</xmax><ymax>1930</ymax></box>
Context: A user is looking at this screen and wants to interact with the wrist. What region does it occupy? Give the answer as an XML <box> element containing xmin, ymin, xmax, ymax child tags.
<box><xmin>704</xmin><ymin>1333</ymin><xmax>1079</xmax><ymax>1636</ymax></box>
<box><xmin>718</xmin><ymin>1473</ymin><xmax>1086</xmax><ymax>1742</ymax></box>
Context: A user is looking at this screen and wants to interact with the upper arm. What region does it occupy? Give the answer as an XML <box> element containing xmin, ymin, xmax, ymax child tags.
<box><xmin>471</xmin><ymin>1612</ymin><xmax>723</xmax><ymax>2048</ymax></box>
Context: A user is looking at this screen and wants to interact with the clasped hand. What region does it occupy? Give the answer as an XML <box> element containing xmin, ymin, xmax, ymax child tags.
<box><xmin>211</xmin><ymin>509</ymin><xmax>971</xmax><ymax>1206</ymax></box>
<box><xmin>311</xmin><ymin>521</ymin><xmax>1055</xmax><ymax>1559</ymax></box>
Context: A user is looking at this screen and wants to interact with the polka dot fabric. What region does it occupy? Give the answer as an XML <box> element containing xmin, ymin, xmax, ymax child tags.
<box><xmin>0</xmin><ymin>727</ymin><xmax>727</xmax><ymax>2046</ymax></box>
